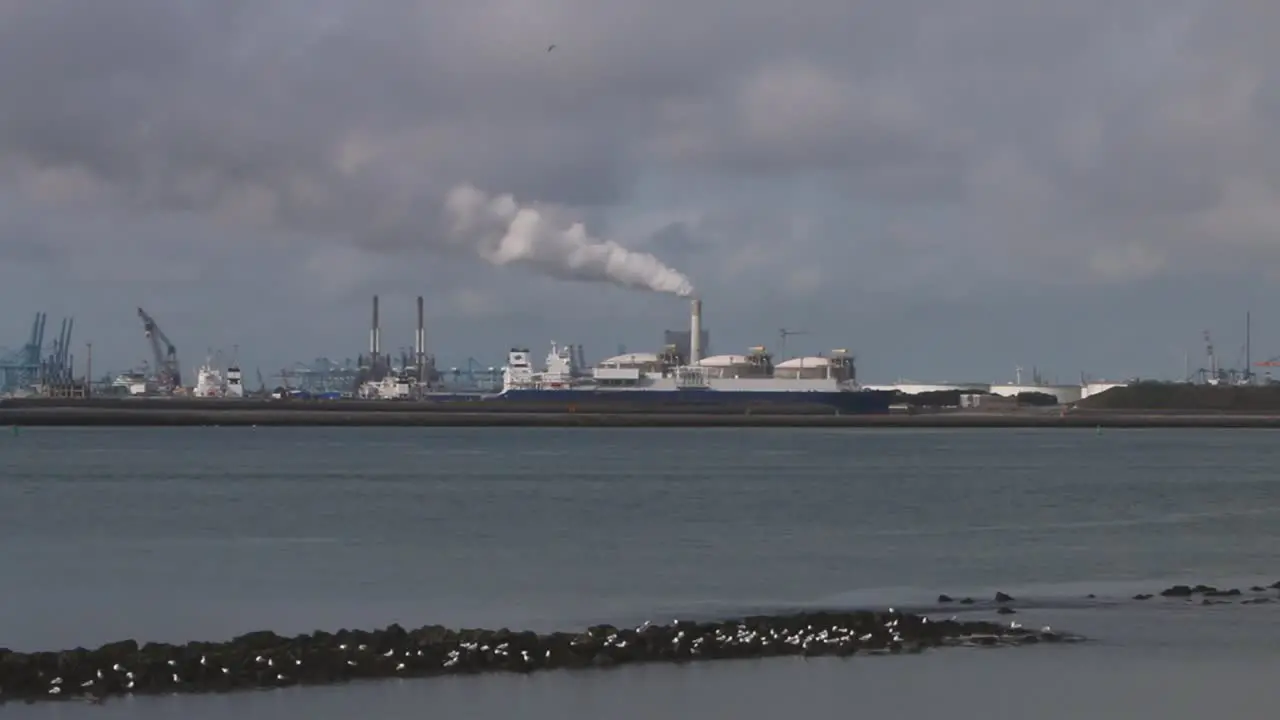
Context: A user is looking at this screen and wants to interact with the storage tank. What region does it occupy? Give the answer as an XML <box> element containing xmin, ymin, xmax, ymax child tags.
<box><xmin>988</xmin><ymin>383</ymin><xmax>1084</xmax><ymax>404</ymax></box>
<box><xmin>597</xmin><ymin>352</ymin><xmax>663</xmax><ymax>369</ymax></box>
<box><xmin>1081</xmin><ymin>381</ymin><xmax>1129</xmax><ymax>399</ymax></box>
<box><xmin>774</xmin><ymin>356</ymin><xmax>834</xmax><ymax>380</ymax></box>
<box><xmin>697</xmin><ymin>353</ymin><xmax>767</xmax><ymax>379</ymax></box>
<box><xmin>893</xmin><ymin>381</ymin><xmax>992</xmax><ymax>394</ymax></box>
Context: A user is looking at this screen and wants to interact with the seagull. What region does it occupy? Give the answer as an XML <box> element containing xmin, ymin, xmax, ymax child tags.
<box><xmin>547</xmin><ymin>44</ymin><xmax>556</xmax><ymax>52</ymax></box>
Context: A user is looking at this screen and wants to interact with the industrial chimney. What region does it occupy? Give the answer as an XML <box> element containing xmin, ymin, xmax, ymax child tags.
<box><xmin>690</xmin><ymin>298</ymin><xmax>703</xmax><ymax>364</ymax></box>
<box><xmin>371</xmin><ymin>295</ymin><xmax>381</xmax><ymax>362</ymax></box>
<box><xmin>416</xmin><ymin>295</ymin><xmax>426</xmax><ymax>382</ymax></box>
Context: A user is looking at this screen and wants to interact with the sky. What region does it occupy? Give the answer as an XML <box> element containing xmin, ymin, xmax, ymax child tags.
<box><xmin>2</xmin><ymin>0</ymin><xmax>1279</xmax><ymax>385</ymax></box>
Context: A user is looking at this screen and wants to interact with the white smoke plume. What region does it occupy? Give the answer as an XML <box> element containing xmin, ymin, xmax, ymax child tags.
<box><xmin>444</xmin><ymin>184</ymin><xmax>695</xmax><ymax>297</ymax></box>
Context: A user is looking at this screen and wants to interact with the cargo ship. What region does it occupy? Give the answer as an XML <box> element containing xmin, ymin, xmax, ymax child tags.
<box><xmin>492</xmin><ymin>299</ymin><xmax>893</xmax><ymax>413</ymax></box>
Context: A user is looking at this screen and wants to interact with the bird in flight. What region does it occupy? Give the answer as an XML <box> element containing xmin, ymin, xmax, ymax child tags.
<box><xmin>547</xmin><ymin>44</ymin><xmax>556</xmax><ymax>52</ymax></box>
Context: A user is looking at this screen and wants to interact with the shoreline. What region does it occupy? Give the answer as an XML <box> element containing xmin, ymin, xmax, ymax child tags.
<box><xmin>7</xmin><ymin>404</ymin><xmax>1280</xmax><ymax>427</ymax></box>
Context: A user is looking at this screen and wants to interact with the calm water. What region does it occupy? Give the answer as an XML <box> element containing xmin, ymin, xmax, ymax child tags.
<box><xmin>3</xmin><ymin>427</ymin><xmax>1280</xmax><ymax>718</ymax></box>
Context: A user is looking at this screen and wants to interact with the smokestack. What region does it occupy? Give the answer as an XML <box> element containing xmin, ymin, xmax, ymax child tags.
<box><xmin>416</xmin><ymin>295</ymin><xmax>426</xmax><ymax>380</ymax></box>
<box><xmin>690</xmin><ymin>298</ymin><xmax>702</xmax><ymax>364</ymax></box>
<box><xmin>371</xmin><ymin>295</ymin><xmax>381</xmax><ymax>359</ymax></box>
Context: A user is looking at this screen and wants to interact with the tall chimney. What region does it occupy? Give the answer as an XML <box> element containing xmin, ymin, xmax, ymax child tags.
<box><xmin>371</xmin><ymin>295</ymin><xmax>381</xmax><ymax>360</ymax></box>
<box><xmin>416</xmin><ymin>295</ymin><xmax>426</xmax><ymax>380</ymax></box>
<box><xmin>689</xmin><ymin>298</ymin><xmax>703</xmax><ymax>364</ymax></box>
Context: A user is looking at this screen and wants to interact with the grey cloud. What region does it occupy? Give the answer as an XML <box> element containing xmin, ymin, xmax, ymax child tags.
<box><xmin>4</xmin><ymin>1</ymin><xmax>1277</xmax><ymax>281</ymax></box>
<box><xmin>3</xmin><ymin>0</ymin><xmax>1280</xmax><ymax>374</ymax></box>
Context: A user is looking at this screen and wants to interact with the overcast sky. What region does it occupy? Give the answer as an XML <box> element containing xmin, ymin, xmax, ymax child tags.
<box><xmin>2</xmin><ymin>1</ymin><xmax>1278</xmax><ymax>385</ymax></box>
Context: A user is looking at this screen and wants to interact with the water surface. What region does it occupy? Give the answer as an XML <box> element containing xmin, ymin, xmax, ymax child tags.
<box><xmin>2</xmin><ymin>427</ymin><xmax>1278</xmax><ymax>718</ymax></box>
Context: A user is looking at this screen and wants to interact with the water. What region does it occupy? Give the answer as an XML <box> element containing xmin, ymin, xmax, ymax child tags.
<box><xmin>3</xmin><ymin>427</ymin><xmax>1280</xmax><ymax>718</ymax></box>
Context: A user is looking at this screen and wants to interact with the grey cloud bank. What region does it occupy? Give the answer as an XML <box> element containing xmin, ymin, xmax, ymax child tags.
<box><xmin>1</xmin><ymin>1</ymin><xmax>1278</xmax><ymax>380</ymax></box>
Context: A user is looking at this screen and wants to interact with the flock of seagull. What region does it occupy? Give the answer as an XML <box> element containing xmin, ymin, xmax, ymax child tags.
<box><xmin>32</xmin><ymin>612</ymin><xmax>1059</xmax><ymax>703</ymax></box>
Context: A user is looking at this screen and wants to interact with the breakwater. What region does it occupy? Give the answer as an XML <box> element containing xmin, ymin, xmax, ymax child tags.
<box><xmin>2</xmin><ymin>606</ymin><xmax>1074</xmax><ymax>705</ymax></box>
<box><xmin>6</xmin><ymin>580</ymin><xmax>1279</xmax><ymax>705</ymax></box>
<box><xmin>7</xmin><ymin>403</ymin><xmax>1280</xmax><ymax>427</ymax></box>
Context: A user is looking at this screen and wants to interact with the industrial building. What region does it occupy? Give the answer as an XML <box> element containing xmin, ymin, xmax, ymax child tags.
<box><xmin>662</xmin><ymin>327</ymin><xmax>710</xmax><ymax>364</ymax></box>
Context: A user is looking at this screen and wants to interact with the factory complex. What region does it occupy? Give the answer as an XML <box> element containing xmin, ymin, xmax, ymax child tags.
<box><xmin>10</xmin><ymin>297</ymin><xmax>1272</xmax><ymax>408</ymax></box>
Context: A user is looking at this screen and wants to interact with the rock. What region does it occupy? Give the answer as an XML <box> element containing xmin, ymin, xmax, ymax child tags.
<box><xmin>996</xmin><ymin>607</ymin><xmax>1016</xmax><ymax>615</ymax></box>
<box><xmin>994</xmin><ymin>592</ymin><xmax>1014</xmax><ymax>603</ymax></box>
<box><xmin>1133</xmin><ymin>594</ymin><xmax>1153</xmax><ymax>600</ymax></box>
<box><xmin>1160</xmin><ymin>585</ymin><xmax>1193</xmax><ymax>597</ymax></box>
<box><xmin>960</xmin><ymin>598</ymin><xmax>975</xmax><ymax>605</ymax></box>
<box><xmin>0</xmin><ymin>608</ymin><xmax>1084</xmax><ymax>705</ymax></box>
<box><xmin>937</xmin><ymin>594</ymin><xmax>954</xmax><ymax>603</ymax></box>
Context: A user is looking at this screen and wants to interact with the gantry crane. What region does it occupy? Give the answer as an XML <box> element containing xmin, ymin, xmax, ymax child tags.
<box><xmin>137</xmin><ymin>307</ymin><xmax>181</xmax><ymax>391</ymax></box>
<box><xmin>778</xmin><ymin>328</ymin><xmax>809</xmax><ymax>360</ymax></box>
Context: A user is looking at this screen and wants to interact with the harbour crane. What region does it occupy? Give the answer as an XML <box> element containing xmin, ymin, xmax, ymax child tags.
<box><xmin>778</xmin><ymin>328</ymin><xmax>808</xmax><ymax>360</ymax></box>
<box><xmin>137</xmin><ymin>307</ymin><xmax>181</xmax><ymax>391</ymax></box>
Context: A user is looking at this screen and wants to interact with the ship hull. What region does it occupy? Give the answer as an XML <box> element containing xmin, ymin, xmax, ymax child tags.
<box><xmin>491</xmin><ymin>388</ymin><xmax>894</xmax><ymax>413</ymax></box>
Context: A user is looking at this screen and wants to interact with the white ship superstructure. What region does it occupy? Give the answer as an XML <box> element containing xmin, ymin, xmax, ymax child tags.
<box><xmin>187</xmin><ymin>351</ymin><xmax>247</xmax><ymax>398</ymax></box>
<box><xmin>194</xmin><ymin>359</ymin><xmax>225</xmax><ymax>397</ymax></box>
<box><xmin>225</xmin><ymin>365</ymin><xmax>244</xmax><ymax>398</ymax></box>
<box><xmin>359</xmin><ymin>371</ymin><xmax>417</xmax><ymax>399</ymax></box>
<box><xmin>111</xmin><ymin>371</ymin><xmax>156</xmax><ymax>396</ymax></box>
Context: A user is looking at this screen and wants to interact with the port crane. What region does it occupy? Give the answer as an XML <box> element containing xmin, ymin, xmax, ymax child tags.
<box><xmin>778</xmin><ymin>328</ymin><xmax>808</xmax><ymax>360</ymax></box>
<box><xmin>137</xmin><ymin>307</ymin><xmax>181</xmax><ymax>391</ymax></box>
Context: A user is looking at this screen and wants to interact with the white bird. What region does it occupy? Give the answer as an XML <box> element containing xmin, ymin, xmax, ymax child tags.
<box><xmin>48</xmin><ymin>686</ymin><xmax>61</xmax><ymax>695</ymax></box>
<box><xmin>396</xmin><ymin>663</ymin><xmax>406</xmax><ymax>671</ymax></box>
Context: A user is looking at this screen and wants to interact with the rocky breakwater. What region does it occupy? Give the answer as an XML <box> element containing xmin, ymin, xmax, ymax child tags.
<box><xmin>1140</xmin><ymin>580</ymin><xmax>1280</xmax><ymax>605</ymax></box>
<box><xmin>0</xmin><ymin>609</ymin><xmax>1076</xmax><ymax>704</ymax></box>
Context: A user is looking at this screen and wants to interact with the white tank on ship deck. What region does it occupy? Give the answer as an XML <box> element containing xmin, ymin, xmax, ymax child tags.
<box><xmin>597</xmin><ymin>352</ymin><xmax>662</xmax><ymax>367</ymax></box>
<box><xmin>773</xmin><ymin>356</ymin><xmax>833</xmax><ymax>379</ymax></box>
<box><xmin>696</xmin><ymin>353</ymin><xmax>766</xmax><ymax>379</ymax></box>
<box><xmin>696</xmin><ymin>354</ymin><xmax>751</xmax><ymax>368</ymax></box>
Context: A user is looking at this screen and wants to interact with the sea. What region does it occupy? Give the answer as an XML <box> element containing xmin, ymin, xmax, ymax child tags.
<box><xmin>2</xmin><ymin>426</ymin><xmax>1280</xmax><ymax>719</ymax></box>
